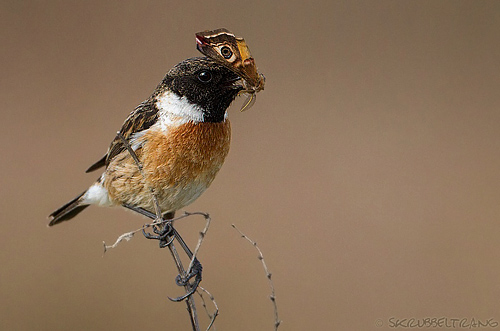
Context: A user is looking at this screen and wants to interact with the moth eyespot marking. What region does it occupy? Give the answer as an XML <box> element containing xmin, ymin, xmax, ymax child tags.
<box><xmin>220</xmin><ymin>46</ymin><xmax>233</xmax><ymax>59</ymax></box>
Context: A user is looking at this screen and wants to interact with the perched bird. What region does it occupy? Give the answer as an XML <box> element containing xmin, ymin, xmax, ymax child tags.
<box><xmin>48</xmin><ymin>57</ymin><xmax>244</xmax><ymax>226</ymax></box>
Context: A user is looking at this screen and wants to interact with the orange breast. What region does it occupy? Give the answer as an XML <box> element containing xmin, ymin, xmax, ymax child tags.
<box><xmin>104</xmin><ymin>120</ymin><xmax>231</xmax><ymax>212</ymax></box>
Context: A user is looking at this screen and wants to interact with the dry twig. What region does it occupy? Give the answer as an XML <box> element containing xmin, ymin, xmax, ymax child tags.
<box><xmin>232</xmin><ymin>224</ymin><xmax>281</xmax><ymax>330</ymax></box>
<box><xmin>197</xmin><ymin>286</ymin><xmax>219</xmax><ymax>331</ymax></box>
<box><xmin>102</xmin><ymin>212</ymin><xmax>202</xmax><ymax>252</ymax></box>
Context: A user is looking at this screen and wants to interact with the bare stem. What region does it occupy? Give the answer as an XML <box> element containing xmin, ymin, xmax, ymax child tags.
<box><xmin>232</xmin><ymin>224</ymin><xmax>281</xmax><ymax>330</ymax></box>
<box><xmin>186</xmin><ymin>212</ymin><xmax>211</xmax><ymax>273</ymax></box>
<box><xmin>198</xmin><ymin>286</ymin><xmax>219</xmax><ymax>331</ymax></box>
<box><xmin>168</xmin><ymin>242</ymin><xmax>199</xmax><ymax>330</ymax></box>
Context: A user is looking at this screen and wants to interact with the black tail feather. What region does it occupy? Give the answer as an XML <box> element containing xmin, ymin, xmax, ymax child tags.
<box><xmin>48</xmin><ymin>191</ymin><xmax>89</xmax><ymax>226</ymax></box>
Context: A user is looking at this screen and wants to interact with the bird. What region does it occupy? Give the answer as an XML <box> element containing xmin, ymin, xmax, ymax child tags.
<box><xmin>48</xmin><ymin>57</ymin><xmax>244</xmax><ymax>226</ymax></box>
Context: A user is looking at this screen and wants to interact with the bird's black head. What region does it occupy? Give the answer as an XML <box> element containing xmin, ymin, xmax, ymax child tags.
<box><xmin>157</xmin><ymin>57</ymin><xmax>244</xmax><ymax>122</ymax></box>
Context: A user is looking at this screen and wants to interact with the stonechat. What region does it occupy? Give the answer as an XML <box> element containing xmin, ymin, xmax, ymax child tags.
<box><xmin>48</xmin><ymin>57</ymin><xmax>244</xmax><ymax>226</ymax></box>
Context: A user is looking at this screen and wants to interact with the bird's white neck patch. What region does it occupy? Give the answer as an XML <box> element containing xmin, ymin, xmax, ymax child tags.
<box><xmin>156</xmin><ymin>90</ymin><xmax>204</xmax><ymax>129</ymax></box>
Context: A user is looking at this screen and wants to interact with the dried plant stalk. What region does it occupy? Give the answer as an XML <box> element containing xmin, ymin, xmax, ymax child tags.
<box><xmin>232</xmin><ymin>224</ymin><xmax>281</xmax><ymax>330</ymax></box>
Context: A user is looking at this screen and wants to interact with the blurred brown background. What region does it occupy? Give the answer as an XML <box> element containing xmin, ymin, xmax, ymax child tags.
<box><xmin>1</xmin><ymin>1</ymin><xmax>500</xmax><ymax>330</ymax></box>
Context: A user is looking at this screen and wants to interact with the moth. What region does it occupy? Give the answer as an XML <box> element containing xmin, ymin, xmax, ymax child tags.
<box><xmin>196</xmin><ymin>28</ymin><xmax>265</xmax><ymax>110</ymax></box>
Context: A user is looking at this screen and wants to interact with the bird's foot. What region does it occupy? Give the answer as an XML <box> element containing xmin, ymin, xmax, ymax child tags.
<box><xmin>142</xmin><ymin>222</ymin><xmax>174</xmax><ymax>248</ymax></box>
<box><xmin>169</xmin><ymin>258</ymin><xmax>203</xmax><ymax>302</ymax></box>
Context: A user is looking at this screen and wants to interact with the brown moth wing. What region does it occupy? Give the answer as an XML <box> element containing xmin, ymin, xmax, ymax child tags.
<box><xmin>195</xmin><ymin>28</ymin><xmax>264</xmax><ymax>92</ymax></box>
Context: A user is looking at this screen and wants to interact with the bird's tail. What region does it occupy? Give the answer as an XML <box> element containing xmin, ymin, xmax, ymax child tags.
<box><xmin>48</xmin><ymin>191</ymin><xmax>90</xmax><ymax>226</ymax></box>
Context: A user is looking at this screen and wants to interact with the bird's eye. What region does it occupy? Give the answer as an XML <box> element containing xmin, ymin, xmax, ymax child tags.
<box><xmin>197</xmin><ymin>70</ymin><xmax>212</xmax><ymax>83</ymax></box>
<box><xmin>220</xmin><ymin>46</ymin><xmax>233</xmax><ymax>59</ymax></box>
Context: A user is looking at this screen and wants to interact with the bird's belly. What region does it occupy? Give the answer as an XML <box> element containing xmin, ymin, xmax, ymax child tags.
<box><xmin>104</xmin><ymin>120</ymin><xmax>231</xmax><ymax>213</ymax></box>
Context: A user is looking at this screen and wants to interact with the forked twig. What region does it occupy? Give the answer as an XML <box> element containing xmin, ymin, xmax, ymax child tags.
<box><xmin>103</xmin><ymin>211</ymin><xmax>215</xmax><ymax>329</ymax></box>
<box><xmin>197</xmin><ymin>286</ymin><xmax>219</xmax><ymax>331</ymax></box>
<box><xmin>187</xmin><ymin>212</ymin><xmax>211</xmax><ymax>273</ymax></box>
<box><xmin>102</xmin><ymin>211</ymin><xmax>203</xmax><ymax>252</ymax></box>
<box><xmin>168</xmin><ymin>240</ymin><xmax>200</xmax><ymax>330</ymax></box>
<box><xmin>232</xmin><ymin>224</ymin><xmax>281</xmax><ymax>330</ymax></box>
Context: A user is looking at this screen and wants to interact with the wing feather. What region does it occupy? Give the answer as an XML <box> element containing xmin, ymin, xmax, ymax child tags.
<box><xmin>85</xmin><ymin>98</ymin><xmax>159</xmax><ymax>172</ymax></box>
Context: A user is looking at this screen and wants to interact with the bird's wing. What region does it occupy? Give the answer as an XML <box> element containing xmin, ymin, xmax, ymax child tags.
<box><xmin>85</xmin><ymin>99</ymin><xmax>159</xmax><ymax>172</ymax></box>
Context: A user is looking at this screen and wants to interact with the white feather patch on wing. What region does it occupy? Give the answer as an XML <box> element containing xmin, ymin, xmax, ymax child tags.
<box><xmin>83</xmin><ymin>183</ymin><xmax>113</xmax><ymax>206</ymax></box>
<box><xmin>129</xmin><ymin>130</ymin><xmax>147</xmax><ymax>150</ymax></box>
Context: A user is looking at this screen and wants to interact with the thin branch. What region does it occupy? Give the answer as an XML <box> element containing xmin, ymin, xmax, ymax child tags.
<box><xmin>102</xmin><ymin>212</ymin><xmax>199</xmax><ymax>252</ymax></box>
<box><xmin>167</xmin><ymin>241</ymin><xmax>200</xmax><ymax>330</ymax></box>
<box><xmin>197</xmin><ymin>286</ymin><xmax>219</xmax><ymax>331</ymax></box>
<box><xmin>186</xmin><ymin>212</ymin><xmax>211</xmax><ymax>273</ymax></box>
<box><xmin>231</xmin><ymin>224</ymin><xmax>281</xmax><ymax>330</ymax></box>
<box><xmin>102</xmin><ymin>231</ymin><xmax>135</xmax><ymax>253</ymax></box>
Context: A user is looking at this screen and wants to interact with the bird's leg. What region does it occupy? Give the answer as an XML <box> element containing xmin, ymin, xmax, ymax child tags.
<box><xmin>122</xmin><ymin>204</ymin><xmax>203</xmax><ymax>300</ymax></box>
<box><xmin>168</xmin><ymin>225</ymin><xmax>202</xmax><ymax>301</ymax></box>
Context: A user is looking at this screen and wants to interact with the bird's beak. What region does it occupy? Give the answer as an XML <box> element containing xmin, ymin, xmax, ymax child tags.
<box><xmin>224</xmin><ymin>74</ymin><xmax>244</xmax><ymax>90</ymax></box>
